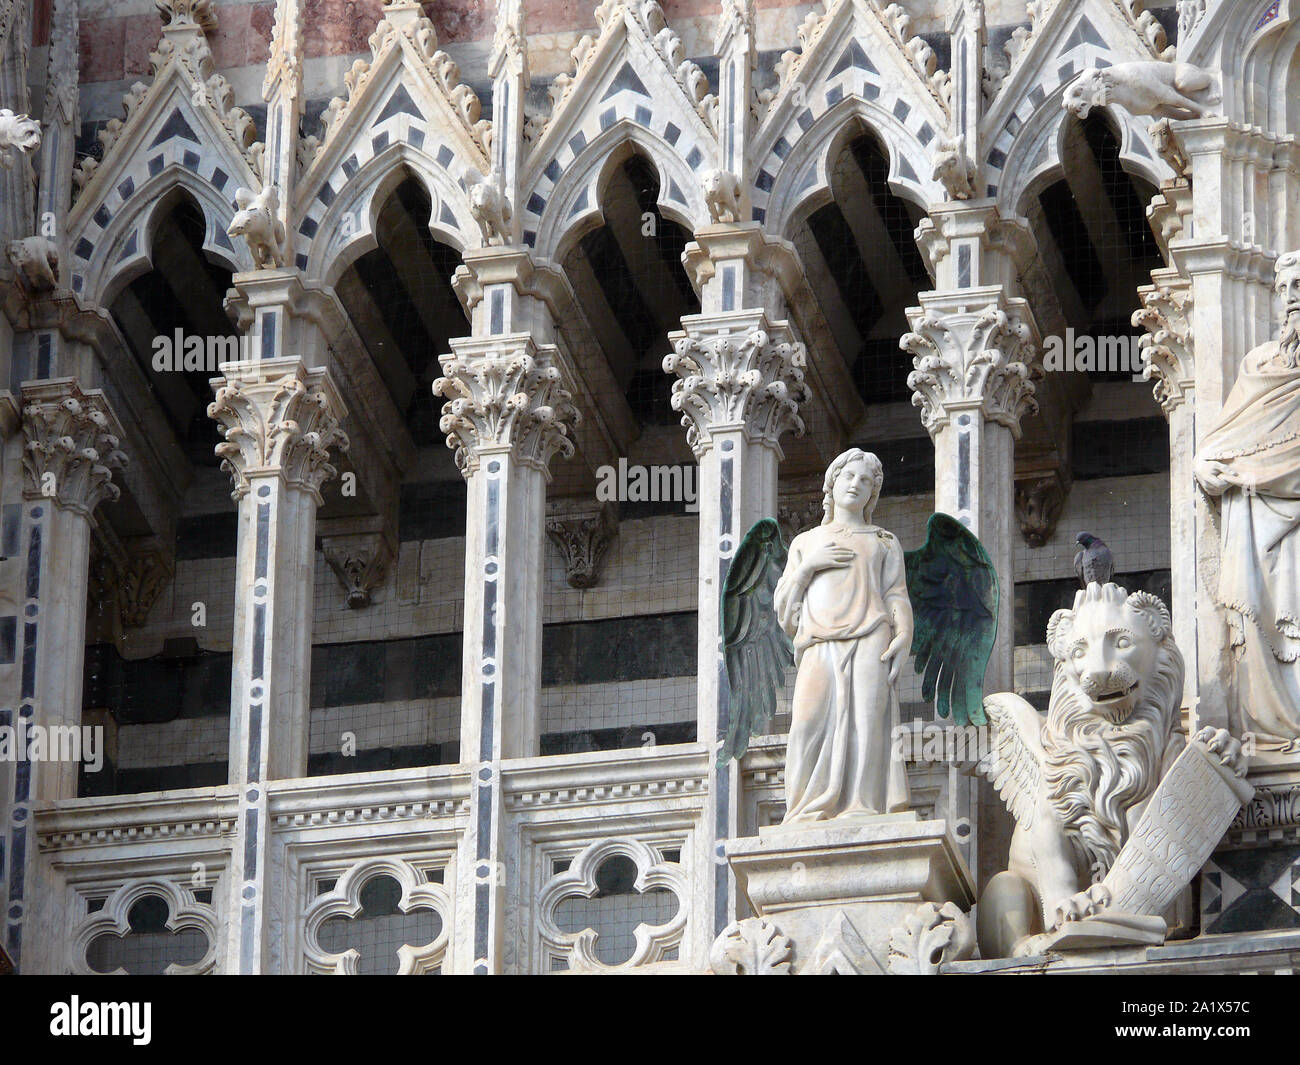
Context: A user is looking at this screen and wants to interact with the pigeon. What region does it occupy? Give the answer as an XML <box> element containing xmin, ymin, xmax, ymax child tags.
<box><xmin>1074</xmin><ymin>532</ymin><xmax>1114</xmax><ymax>588</ymax></box>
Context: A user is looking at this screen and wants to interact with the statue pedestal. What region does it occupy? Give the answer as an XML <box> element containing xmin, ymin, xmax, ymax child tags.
<box><xmin>718</xmin><ymin>812</ymin><xmax>975</xmax><ymax>974</ymax></box>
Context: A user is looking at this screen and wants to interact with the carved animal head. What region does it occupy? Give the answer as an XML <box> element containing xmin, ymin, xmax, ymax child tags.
<box><xmin>1047</xmin><ymin>585</ymin><xmax>1176</xmax><ymax>723</ymax></box>
<box><xmin>0</xmin><ymin>110</ymin><xmax>41</xmax><ymax>152</ymax></box>
<box><xmin>1063</xmin><ymin>70</ymin><xmax>1109</xmax><ymax>119</ymax></box>
<box><xmin>228</xmin><ymin>187</ymin><xmax>276</xmax><ymax>236</ymax></box>
<box><xmin>1041</xmin><ymin>582</ymin><xmax>1185</xmax><ymax>876</ymax></box>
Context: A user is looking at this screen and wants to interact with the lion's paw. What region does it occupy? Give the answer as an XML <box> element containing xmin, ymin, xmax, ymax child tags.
<box><xmin>1050</xmin><ymin>884</ymin><xmax>1111</xmax><ymax>930</ymax></box>
<box><xmin>1194</xmin><ymin>726</ymin><xmax>1247</xmax><ymax>777</ymax></box>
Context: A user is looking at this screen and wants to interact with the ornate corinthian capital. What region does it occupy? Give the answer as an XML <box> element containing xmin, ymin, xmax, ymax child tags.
<box><xmin>902</xmin><ymin>297</ymin><xmax>1039</xmax><ymax>437</ymax></box>
<box><xmin>22</xmin><ymin>383</ymin><xmax>128</xmax><ymax>518</ymax></box>
<box><xmin>1133</xmin><ymin>275</ymin><xmax>1194</xmax><ymax>415</ymax></box>
<box><xmin>207</xmin><ymin>359</ymin><xmax>349</xmax><ymax>500</ymax></box>
<box><xmin>663</xmin><ymin>323</ymin><xmax>808</xmax><ymax>456</ymax></box>
<box><xmin>434</xmin><ymin>337</ymin><xmax>580</xmax><ymax>477</ymax></box>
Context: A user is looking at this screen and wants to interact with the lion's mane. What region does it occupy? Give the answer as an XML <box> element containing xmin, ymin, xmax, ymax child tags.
<box><xmin>1039</xmin><ymin>603</ymin><xmax>1184</xmax><ymax>880</ymax></box>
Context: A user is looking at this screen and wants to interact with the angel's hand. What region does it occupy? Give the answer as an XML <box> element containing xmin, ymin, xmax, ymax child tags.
<box><xmin>804</xmin><ymin>542</ymin><xmax>855</xmax><ymax>574</ymax></box>
<box><xmin>882</xmin><ymin>629</ymin><xmax>912</xmax><ymax>684</ymax></box>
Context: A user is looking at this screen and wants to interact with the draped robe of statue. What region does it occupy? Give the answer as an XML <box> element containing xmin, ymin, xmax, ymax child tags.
<box><xmin>774</xmin><ymin>522</ymin><xmax>911</xmax><ymax>820</ymax></box>
<box><xmin>1197</xmin><ymin>343</ymin><xmax>1300</xmax><ymax>742</ymax></box>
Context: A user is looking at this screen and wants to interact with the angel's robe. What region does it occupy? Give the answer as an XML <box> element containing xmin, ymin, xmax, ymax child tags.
<box><xmin>1196</xmin><ymin>341</ymin><xmax>1300</xmax><ymax>742</ymax></box>
<box><xmin>774</xmin><ymin>522</ymin><xmax>912</xmax><ymax>821</ymax></box>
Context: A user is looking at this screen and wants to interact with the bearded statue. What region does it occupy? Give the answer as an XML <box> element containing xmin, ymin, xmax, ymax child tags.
<box><xmin>1195</xmin><ymin>250</ymin><xmax>1300</xmax><ymax>746</ymax></box>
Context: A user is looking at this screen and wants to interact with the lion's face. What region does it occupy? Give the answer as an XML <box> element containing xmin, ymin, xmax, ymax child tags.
<box><xmin>1064</xmin><ymin>72</ymin><xmax>1107</xmax><ymax>119</ymax></box>
<box><xmin>1047</xmin><ymin>586</ymin><xmax>1171</xmax><ymax>724</ymax></box>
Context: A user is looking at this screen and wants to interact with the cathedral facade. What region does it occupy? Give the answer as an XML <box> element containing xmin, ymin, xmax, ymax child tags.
<box><xmin>0</xmin><ymin>0</ymin><xmax>1297</xmax><ymax>974</ymax></box>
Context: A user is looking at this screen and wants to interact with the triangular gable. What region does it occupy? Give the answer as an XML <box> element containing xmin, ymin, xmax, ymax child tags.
<box><xmin>292</xmin><ymin>1</ymin><xmax>488</xmax><ymax>270</ymax></box>
<box><xmin>750</xmin><ymin>0</ymin><xmax>950</xmax><ymax>228</ymax></box>
<box><xmin>66</xmin><ymin>19</ymin><xmax>263</xmax><ymax>303</ymax></box>
<box><xmin>520</xmin><ymin>0</ymin><xmax>720</xmax><ymax>252</ymax></box>
<box><xmin>981</xmin><ymin>0</ymin><xmax>1173</xmax><ymax>203</ymax></box>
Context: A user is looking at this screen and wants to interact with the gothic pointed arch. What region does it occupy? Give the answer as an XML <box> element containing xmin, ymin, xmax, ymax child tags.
<box><xmin>982</xmin><ymin>0</ymin><xmax>1177</xmax><ymax>212</ymax></box>
<box><xmin>65</xmin><ymin>3</ymin><xmax>261</xmax><ymax>305</ymax></box>
<box><xmin>520</xmin><ymin>0</ymin><xmax>719</xmax><ymax>256</ymax></box>
<box><xmin>752</xmin><ymin>0</ymin><xmax>953</xmax><ymax>229</ymax></box>
<box><xmin>293</xmin><ymin>0</ymin><xmax>487</xmax><ymax>273</ymax></box>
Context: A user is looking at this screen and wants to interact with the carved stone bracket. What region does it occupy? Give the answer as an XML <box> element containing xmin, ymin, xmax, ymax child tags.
<box><xmin>546</xmin><ymin>499</ymin><xmax>618</xmax><ymax>588</ymax></box>
<box><xmin>321</xmin><ymin>528</ymin><xmax>394</xmax><ymax>609</ymax></box>
<box><xmin>902</xmin><ymin>295</ymin><xmax>1040</xmax><ymax>438</ymax></box>
<box><xmin>118</xmin><ymin>541</ymin><xmax>175</xmax><ymax>628</ymax></box>
<box><xmin>1133</xmin><ymin>275</ymin><xmax>1194</xmax><ymax>416</ymax></box>
<box><xmin>21</xmin><ymin>382</ymin><xmax>128</xmax><ymax>519</ymax></box>
<box><xmin>207</xmin><ymin>358</ymin><xmax>348</xmax><ymax>501</ymax></box>
<box><xmin>777</xmin><ymin>477</ymin><xmax>823</xmax><ymax>545</ymax></box>
<box><xmin>1014</xmin><ymin>470</ymin><xmax>1070</xmax><ymax>548</ymax></box>
<box><xmin>663</xmin><ymin>324</ymin><xmax>808</xmax><ymax>457</ymax></box>
<box><xmin>886</xmin><ymin>901</ymin><xmax>975</xmax><ymax>975</ymax></box>
<box><xmin>434</xmin><ymin>336</ymin><xmax>579</xmax><ymax>478</ymax></box>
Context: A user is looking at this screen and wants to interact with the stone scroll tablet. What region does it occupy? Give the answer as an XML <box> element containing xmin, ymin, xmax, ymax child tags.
<box><xmin>1101</xmin><ymin>740</ymin><xmax>1255</xmax><ymax>917</ymax></box>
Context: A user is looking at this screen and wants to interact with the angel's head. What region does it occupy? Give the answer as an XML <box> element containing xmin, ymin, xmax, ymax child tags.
<box><xmin>821</xmin><ymin>449</ymin><xmax>884</xmax><ymax>525</ymax></box>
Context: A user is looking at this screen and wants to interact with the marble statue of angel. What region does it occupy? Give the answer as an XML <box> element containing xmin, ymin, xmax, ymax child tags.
<box><xmin>719</xmin><ymin>449</ymin><xmax>999</xmax><ymax>823</ymax></box>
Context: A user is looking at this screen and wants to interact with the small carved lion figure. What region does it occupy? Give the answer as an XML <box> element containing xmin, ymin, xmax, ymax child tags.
<box><xmin>977</xmin><ymin>583</ymin><xmax>1194</xmax><ymax>956</ymax></box>
<box><xmin>7</xmin><ymin>236</ymin><xmax>60</xmax><ymax>293</ymax></box>
<box><xmin>1063</xmin><ymin>62</ymin><xmax>1220</xmax><ymax>121</ymax></box>
<box><xmin>227</xmin><ymin>186</ymin><xmax>286</xmax><ymax>270</ymax></box>
<box><xmin>702</xmin><ymin>168</ymin><xmax>741</xmax><ymax>224</ymax></box>
<box><xmin>466</xmin><ymin>169</ymin><xmax>512</xmax><ymax>246</ymax></box>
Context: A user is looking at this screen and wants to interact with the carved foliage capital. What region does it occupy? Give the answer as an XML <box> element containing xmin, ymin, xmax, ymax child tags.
<box><xmin>902</xmin><ymin>303</ymin><xmax>1039</xmax><ymax>437</ymax></box>
<box><xmin>663</xmin><ymin>327</ymin><xmax>808</xmax><ymax>456</ymax></box>
<box><xmin>207</xmin><ymin>364</ymin><xmax>348</xmax><ymax>500</ymax></box>
<box><xmin>22</xmin><ymin>386</ymin><xmax>128</xmax><ymax>518</ymax></box>
<box><xmin>1133</xmin><ymin>280</ymin><xmax>1194</xmax><ymax>415</ymax></box>
<box><xmin>434</xmin><ymin>341</ymin><xmax>579</xmax><ymax>477</ymax></box>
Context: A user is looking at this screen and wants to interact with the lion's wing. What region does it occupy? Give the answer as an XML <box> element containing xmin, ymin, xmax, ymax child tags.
<box><xmin>978</xmin><ymin>693</ymin><xmax>1046</xmax><ymax>828</ymax></box>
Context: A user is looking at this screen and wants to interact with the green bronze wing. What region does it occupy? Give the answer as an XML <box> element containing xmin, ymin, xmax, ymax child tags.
<box><xmin>903</xmin><ymin>513</ymin><xmax>999</xmax><ymax>727</ymax></box>
<box><xmin>719</xmin><ymin>518</ymin><xmax>795</xmax><ymax>766</ymax></box>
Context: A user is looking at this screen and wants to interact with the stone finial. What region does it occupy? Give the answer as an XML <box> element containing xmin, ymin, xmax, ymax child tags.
<box><xmin>546</xmin><ymin>501</ymin><xmax>618</xmax><ymax>588</ymax></box>
<box><xmin>1133</xmin><ymin>278</ymin><xmax>1194</xmax><ymax>416</ymax></box>
<box><xmin>663</xmin><ymin>327</ymin><xmax>808</xmax><ymax>456</ymax></box>
<box><xmin>156</xmin><ymin>0</ymin><xmax>217</xmax><ymax>34</ymax></box>
<box><xmin>22</xmin><ymin>384</ymin><xmax>128</xmax><ymax>519</ymax></box>
<box><xmin>491</xmin><ymin>0</ymin><xmax>527</xmax><ymax>76</ymax></box>
<box><xmin>207</xmin><ymin>360</ymin><xmax>349</xmax><ymax>500</ymax></box>
<box><xmin>434</xmin><ymin>338</ymin><xmax>580</xmax><ymax>477</ymax></box>
<box><xmin>902</xmin><ymin>301</ymin><xmax>1039</xmax><ymax>437</ymax></box>
<box><xmin>263</xmin><ymin>0</ymin><xmax>304</xmax><ymax>98</ymax></box>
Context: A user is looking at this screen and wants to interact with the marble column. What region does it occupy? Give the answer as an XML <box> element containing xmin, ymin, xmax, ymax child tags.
<box><xmin>3</xmin><ymin>381</ymin><xmax>124</xmax><ymax>967</ymax></box>
<box><xmin>208</xmin><ymin>342</ymin><xmax>346</xmax><ymax>973</ymax></box>
<box><xmin>666</xmin><ymin>223</ymin><xmax>808</xmax><ymax>941</ymax></box>
<box><xmin>436</xmin><ymin>249</ymin><xmax>578</xmax><ymax>974</ymax></box>
<box><xmin>1134</xmin><ymin>267</ymin><xmax>1196</xmax><ymax>709</ymax></box>
<box><xmin>901</xmin><ymin>283</ymin><xmax>1038</xmax><ymax>887</ymax></box>
<box><xmin>1171</xmin><ymin>120</ymin><xmax>1282</xmax><ymax>735</ymax></box>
